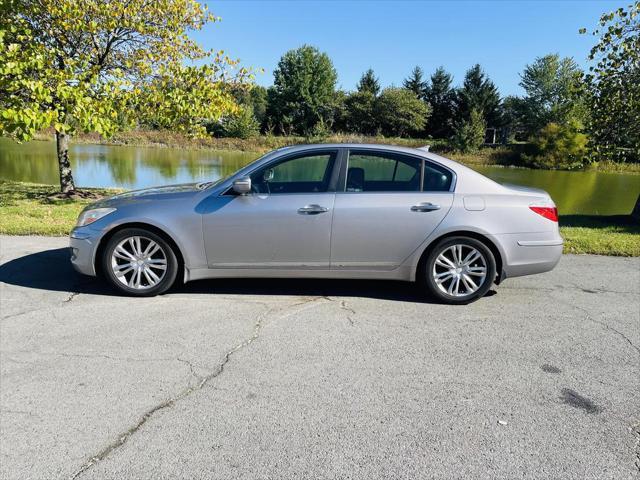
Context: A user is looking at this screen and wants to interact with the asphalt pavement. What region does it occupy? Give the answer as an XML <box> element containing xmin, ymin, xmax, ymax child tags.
<box><xmin>1</xmin><ymin>235</ymin><xmax>639</xmax><ymax>480</ymax></box>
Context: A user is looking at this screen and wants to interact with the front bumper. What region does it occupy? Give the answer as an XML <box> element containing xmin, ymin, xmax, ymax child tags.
<box><xmin>69</xmin><ymin>228</ymin><xmax>101</xmax><ymax>276</ymax></box>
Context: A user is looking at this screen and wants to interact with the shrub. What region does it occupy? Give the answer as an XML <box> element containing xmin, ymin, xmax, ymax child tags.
<box><xmin>451</xmin><ymin>108</ymin><xmax>485</xmax><ymax>153</ymax></box>
<box><xmin>375</xmin><ymin>87</ymin><xmax>429</xmax><ymax>137</ymax></box>
<box><xmin>217</xmin><ymin>106</ymin><xmax>260</xmax><ymax>139</ymax></box>
<box><xmin>521</xmin><ymin>121</ymin><xmax>588</xmax><ymax>169</ymax></box>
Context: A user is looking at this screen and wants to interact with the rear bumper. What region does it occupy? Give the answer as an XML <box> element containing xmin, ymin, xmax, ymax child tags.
<box><xmin>490</xmin><ymin>231</ymin><xmax>563</xmax><ymax>279</ymax></box>
<box><xmin>69</xmin><ymin>228</ymin><xmax>100</xmax><ymax>276</ymax></box>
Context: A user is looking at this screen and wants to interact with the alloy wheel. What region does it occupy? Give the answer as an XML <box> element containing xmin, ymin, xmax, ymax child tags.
<box><xmin>432</xmin><ymin>244</ymin><xmax>488</xmax><ymax>297</ymax></box>
<box><xmin>110</xmin><ymin>235</ymin><xmax>168</xmax><ymax>290</ymax></box>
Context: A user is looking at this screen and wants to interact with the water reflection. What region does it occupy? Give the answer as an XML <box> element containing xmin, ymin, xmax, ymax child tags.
<box><xmin>0</xmin><ymin>138</ymin><xmax>258</xmax><ymax>189</ymax></box>
<box><xmin>474</xmin><ymin>166</ymin><xmax>640</xmax><ymax>215</ymax></box>
<box><xmin>1</xmin><ymin>138</ymin><xmax>638</xmax><ymax>215</ymax></box>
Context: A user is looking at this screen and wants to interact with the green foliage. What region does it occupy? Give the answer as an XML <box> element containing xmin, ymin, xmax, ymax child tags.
<box><xmin>307</xmin><ymin>118</ymin><xmax>332</xmax><ymax>140</ymax></box>
<box><xmin>403</xmin><ymin>66</ymin><xmax>427</xmax><ymax>99</ymax></box>
<box><xmin>0</xmin><ymin>0</ymin><xmax>248</xmax><ymax>191</ymax></box>
<box><xmin>514</xmin><ymin>54</ymin><xmax>586</xmax><ymax>137</ymax></box>
<box><xmin>219</xmin><ymin>106</ymin><xmax>260</xmax><ymax>139</ymax></box>
<box><xmin>375</xmin><ymin>88</ymin><xmax>430</xmax><ymax>137</ymax></box>
<box><xmin>137</xmin><ymin>64</ymin><xmax>242</xmax><ymax>137</ymax></box>
<box><xmin>227</xmin><ymin>84</ymin><xmax>268</xmax><ymax>131</ymax></box>
<box><xmin>344</xmin><ymin>91</ymin><xmax>378</xmax><ymax>135</ymax></box>
<box><xmin>522</xmin><ymin>121</ymin><xmax>588</xmax><ymax>169</ymax></box>
<box><xmin>357</xmin><ymin>69</ymin><xmax>381</xmax><ymax>96</ymax></box>
<box><xmin>424</xmin><ymin>67</ymin><xmax>456</xmax><ymax>138</ymax></box>
<box><xmin>581</xmin><ymin>2</ymin><xmax>640</xmax><ymax>163</ymax></box>
<box><xmin>452</xmin><ymin>108</ymin><xmax>486</xmax><ymax>153</ymax></box>
<box><xmin>266</xmin><ymin>45</ymin><xmax>338</xmax><ymax>135</ymax></box>
<box><xmin>456</xmin><ymin>64</ymin><xmax>501</xmax><ymax>128</ymax></box>
<box><xmin>330</xmin><ymin>90</ymin><xmax>348</xmax><ymax>133</ymax></box>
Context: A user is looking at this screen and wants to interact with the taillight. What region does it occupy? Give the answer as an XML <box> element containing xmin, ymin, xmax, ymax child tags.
<box><xmin>529</xmin><ymin>206</ymin><xmax>558</xmax><ymax>222</ymax></box>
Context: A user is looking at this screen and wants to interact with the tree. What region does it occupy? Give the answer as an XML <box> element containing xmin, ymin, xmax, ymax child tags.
<box><xmin>581</xmin><ymin>2</ymin><xmax>640</xmax><ymax>163</ymax></box>
<box><xmin>375</xmin><ymin>87</ymin><xmax>430</xmax><ymax>137</ymax></box>
<box><xmin>249</xmin><ymin>86</ymin><xmax>269</xmax><ymax>129</ymax></box>
<box><xmin>452</xmin><ymin>108</ymin><xmax>486</xmax><ymax>153</ymax></box>
<box><xmin>403</xmin><ymin>66</ymin><xmax>427</xmax><ymax>99</ymax></box>
<box><xmin>500</xmin><ymin>95</ymin><xmax>525</xmax><ymax>142</ymax></box>
<box><xmin>266</xmin><ymin>45</ymin><xmax>337</xmax><ymax>135</ymax></box>
<box><xmin>230</xmin><ymin>84</ymin><xmax>268</xmax><ymax>130</ymax></box>
<box><xmin>522</xmin><ymin>121</ymin><xmax>588</xmax><ymax>169</ymax></box>
<box><xmin>331</xmin><ymin>90</ymin><xmax>349</xmax><ymax>133</ymax></box>
<box><xmin>357</xmin><ymin>68</ymin><xmax>381</xmax><ymax>96</ymax></box>
<box><xmin>424</xmin><ymin>67</ymin><xmax>456</xmax><ymax>138</ymax></box>
<box><xmin>344</xmin><ymin>91</ymin><xmax>378</xmax><ymax>135</ymax></box>
<box><xmin>517</xmin><ymin>54</ymin><xmax>586</xmax><ymax>137</ymax></box>
<box><xmin>210</xmin><ymin>106</ymin><xmax>259</xmax><ymax>139</ymax></box>
<box><xmin>456</xmin><ymin>64</ymin><xmax>501</xmax><ymax>128</ymax></box>
<box><xmin>0</xmin><ymin>0</ymin><xmax>247</xmax><ymax>193</ymax></box>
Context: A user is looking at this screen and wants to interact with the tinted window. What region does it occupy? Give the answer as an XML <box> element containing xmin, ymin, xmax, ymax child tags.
<box><xmin>423</xmin><ymin>161</ymin><xmax>453</xmax><ymax>191</ymax></box>
<box><xmin>346</xmin><ymin>151</ymin><xmax>421</xmax><ymax>192</ymax></box>
<box><xmin>250</xmin><ymin>151</ymin><xmax>336</xmax><ymax>194</ymax></box>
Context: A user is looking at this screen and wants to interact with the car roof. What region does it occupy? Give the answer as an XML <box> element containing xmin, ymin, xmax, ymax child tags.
<box><xmin>278</xmin><ymin>143</ymin><xmax>462</xmax><ymax>171</ymax></box>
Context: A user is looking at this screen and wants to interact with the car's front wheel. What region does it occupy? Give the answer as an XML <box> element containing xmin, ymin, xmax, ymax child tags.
<box><xmin>423</xmin><ymin>236</ymin><xmax>496</xmax><ymax>304</ymax></box>
<box><xmin>102</xmin><ymin>228</ymin><xmax>178</xmax><ymax>296</ymax></box>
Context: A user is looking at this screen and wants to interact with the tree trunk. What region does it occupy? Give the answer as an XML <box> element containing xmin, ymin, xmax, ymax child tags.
<box><xmin>631</xmin><ymin>194</ymin><xmax>640</xmax><ymax>223</ymax></box>
<box><xmin>56</xmin><ymin>131</ymin><xmax>75</xmax><ymax>193</ymax></box>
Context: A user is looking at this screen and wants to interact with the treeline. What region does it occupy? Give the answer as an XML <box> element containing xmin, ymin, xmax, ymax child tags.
<box><xmin>203</xmin><ymin>2</ymin><xmax>639</xmax><ymax>168</ymax></box>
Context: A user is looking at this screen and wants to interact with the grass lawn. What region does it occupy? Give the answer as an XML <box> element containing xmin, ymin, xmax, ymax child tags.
<box><xmin>559</xmin><ymin>215</ymin><xmax>640</xmax><ymax>256</ymax></box>
<box><xmin>1</xmin><ymin>181</ymin><xmax>638</xmax><ymax>256</ymax></box>
<box><xmin>0</xmin><ymin>181</ymin><xmax>121</xmax><ymax>236</ymax></box>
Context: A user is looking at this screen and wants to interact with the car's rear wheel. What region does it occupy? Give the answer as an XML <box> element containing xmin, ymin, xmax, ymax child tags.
<box><xmin>102</xmin><ymin>228</ymin><xmax>178</xmax><ymax>296</ymax></box>
<box><xmin>423</xmin><ymin>236</ymin><xmax>496</xmax><ymax>304</ymax></box>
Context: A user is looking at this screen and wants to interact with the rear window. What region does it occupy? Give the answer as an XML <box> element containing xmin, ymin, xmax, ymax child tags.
<box><xmin>346</xmin><ymin>151</ymin><xmax>421</xmax><ymax>192</ymax></box>
<box><xmin>345</xmin><ymin>150</ymin><xmax>453</xmax><ymax>192</ymax></box>
<box><xmin>423</xmin><ymin>162</ymin><xmax>453</xmax><ymax>192</ymax></box>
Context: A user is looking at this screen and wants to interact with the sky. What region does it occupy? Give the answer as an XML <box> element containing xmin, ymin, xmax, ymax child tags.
<box><xmin>194</xmin><ymin>0</ymin><xmax>621</xmax><ymax>97</ymax></box>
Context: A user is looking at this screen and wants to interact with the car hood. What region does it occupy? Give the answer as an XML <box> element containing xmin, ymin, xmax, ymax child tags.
<box><xmin>88</xmin><ymin>183</ymin><xmax>203</xmax><ymax>209</ymax></box>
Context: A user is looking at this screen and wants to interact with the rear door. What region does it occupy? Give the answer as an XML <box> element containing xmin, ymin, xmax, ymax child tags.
<box><xmin>330</xmin><ymin>149</ymin><xmax>454</xmax><ymax>270</ymax></box>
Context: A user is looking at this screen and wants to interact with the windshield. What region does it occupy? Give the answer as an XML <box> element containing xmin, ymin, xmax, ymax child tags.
<box><xmin>196</xmin><ymin>174</ymin><xmax>233</xmax><ymax>190</ymax></box>
<box><xmin>197</xmin><ymin>148</ymin><xmax>293</xmax><ymax>190</ymax></box>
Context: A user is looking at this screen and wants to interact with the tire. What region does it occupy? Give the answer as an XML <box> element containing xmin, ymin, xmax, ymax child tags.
<box><xmin>101</xmin><ymin>228</ymin><xmax>178</xmax><ymax>296</ymax></box>
<box><xmin>422</xmin><ymin>236</ymin><xmax>496</xmax><ymax>305</ymax></box>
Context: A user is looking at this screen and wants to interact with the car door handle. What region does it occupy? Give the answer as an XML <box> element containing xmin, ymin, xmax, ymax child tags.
<box><xmin>298</xmin><ymin>204</ymin><xmax>328</xmax><ymax>215</ymax></box>
<box><xmin>411</xmin><ymin>202</ymin><xmax>441</xmax><ymax>212</ymax></box>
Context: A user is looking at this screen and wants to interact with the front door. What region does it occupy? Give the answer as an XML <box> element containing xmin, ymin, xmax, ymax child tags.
<box><xmin>202</xmin><ymin>150</ymin><xmax>339</xmax><ymax>269</ymax></box>
<box><xmin>330</xmin><ymin>149</ymin><xmax>454</xmax><ymax>270</ymax></box>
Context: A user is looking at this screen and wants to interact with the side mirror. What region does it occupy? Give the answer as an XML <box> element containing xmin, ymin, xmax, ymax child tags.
<box><xmin>232</xmin><ymin>176</ymin><xmax>251</xmax><ymax>195</ymax></box>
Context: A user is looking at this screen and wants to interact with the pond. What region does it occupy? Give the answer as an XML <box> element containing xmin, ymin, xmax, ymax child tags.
<box><xmin>1</xmin><ymin>138</ymin><xmax>638</xmax><ymax>215</ymax></box>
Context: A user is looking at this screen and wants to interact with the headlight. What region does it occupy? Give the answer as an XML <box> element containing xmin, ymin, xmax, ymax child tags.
<box><xmin>76</xmin><ymin>208</ymin><xmax>116</xmax><ymax>227</ymax></box>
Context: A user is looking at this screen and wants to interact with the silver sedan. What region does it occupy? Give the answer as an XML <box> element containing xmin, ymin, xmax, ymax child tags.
<box><xmin>70</xmin><ymin>144</ymin><xmax>563</xmax><ymax>304</ymax></box>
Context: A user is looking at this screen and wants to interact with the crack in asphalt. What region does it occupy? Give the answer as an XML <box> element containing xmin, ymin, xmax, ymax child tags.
<box><xmin>0</xmin><ymin>409</ymin><xmax>40</xmax><ymax>418</ymax></box>
<box><xmin>3</xmin><ymin>350</ymin><xmax>189</xmax><ymax>364</ymax></box>
<box><xmin>632</xmin><ymin>420</ymin><xmax>640</xmax><ymax>473</ymax></box>
<box><xmin>1</xmin><ymin>306</ymin><xmax>53</xmax><ymax>321</ymax></box>
<box><xmin>320</xmin><ymin>296</ymin><xmax>356</xmax><ymax>326</ymax></box>
<box><xmin>176</xmin><ymin>357</ymin><xmax>202</xmax><ymax>381</ymax></box>
<box><xmin>567</xmin><ymin>302</ymin><xmax>640</xmax><ymax>357</ymax></box>
<box><xmin>502</xmin><ymin>284</ymin><xmax>637</xmax><ymax>295</ymax></box>
<box><xmin>63</xmin><ymin>291</ymin><xmax>80</xmax><ymax>303</ymax></box>
<box><xmin>339</xmin><ymin>300</ymin><xmax>356</xmax><ymax>326</ymax></box>
<box><xmin>68</xmin><ymin>295</ymin><xmax>327</xmax><ymax>480</ymax></box>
